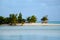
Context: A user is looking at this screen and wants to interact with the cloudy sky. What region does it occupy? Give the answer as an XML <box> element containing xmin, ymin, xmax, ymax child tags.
<box><xmin>0</xmin><ymin>0</ymin><xmax>60</xmax><ymax>21</ymax></box>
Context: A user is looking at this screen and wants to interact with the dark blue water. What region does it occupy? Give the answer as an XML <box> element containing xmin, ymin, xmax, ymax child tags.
<box><xmin>0</xmin><ymin>26</ymin><xmax>60</xmax><ymax>40</ymax></box>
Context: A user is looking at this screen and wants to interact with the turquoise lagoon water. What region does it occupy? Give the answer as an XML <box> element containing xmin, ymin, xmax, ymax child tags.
<box><xmin>0</xmin><ymin>25</ymin><xmax>60</xmax><ymax>40</ymax></box>
<box><xmin>48</xmin><ymin>21</ymin><xmax>60</xmax><ymax>24</ymax></box>
<box><xmin>39</xmin><ymin>21</ymin><xmax>60</xmax><ymax>24</ymax></box>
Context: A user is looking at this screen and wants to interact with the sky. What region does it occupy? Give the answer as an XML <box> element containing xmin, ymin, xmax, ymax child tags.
<box><xmin>0</xmin><ymin>0</ymin><xmax>60</xmax><ymax>21</ymax></box>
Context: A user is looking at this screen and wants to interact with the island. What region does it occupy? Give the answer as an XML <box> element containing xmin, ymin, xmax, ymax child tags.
<box><xmin>0</xmin><ymin>13</ymin><xmax>60</xmax><ymax>26</ymax></box>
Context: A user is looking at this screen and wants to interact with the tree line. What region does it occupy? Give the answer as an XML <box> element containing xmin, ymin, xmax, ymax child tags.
<box><xmin>0</xmin><ymin>12</ymin><xmax>48</xmax><ymax>25</ymax></box>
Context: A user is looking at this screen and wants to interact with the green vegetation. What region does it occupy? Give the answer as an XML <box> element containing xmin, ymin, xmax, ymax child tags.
<box><xmin>0</xmin><ymin>16</ymin><xmax>4</xmax><ymax>24</ymax></box>
<box><xmin>27</xmin><ymin>17</ymin><xmax>31</xmax><ymax>23</ymax></box>
<box><xmin>0</xmin><ymin>12</ymin><xmax>48</xmax><ymax>25</ymax></box>
<box><xmin>30</xmin><ymin>15</ymin><xmax>37</xmax><ymax>23</ymax></box>
<box><xmin>4</xmin><ymin>17</ymin><xmax>10</xmax><ymax>24</ymax></box>
<box><xmin>9</xmin><ymin>14</ymin><xmax>17</xmax><ymax>25</ymax></box>
<box><xmin>18</xmin><ymin>13</ymin><xmax>22</xmax><ymax>23</ymax></box>
<box><xmin>41</xmin><ymin>15</ymin><xmax>48</xmax><ymax>23</ymax></box>
<box><xmin>27</xmin><ymin>15</ymin><xmax>37</xmax><ymax>23</ymax></box>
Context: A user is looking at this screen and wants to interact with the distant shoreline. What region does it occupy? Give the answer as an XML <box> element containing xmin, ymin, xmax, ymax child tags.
<box><xmin>0</xmin><ymin>23</ymin><xmax>60</xmax><ymax>26</ymax></box>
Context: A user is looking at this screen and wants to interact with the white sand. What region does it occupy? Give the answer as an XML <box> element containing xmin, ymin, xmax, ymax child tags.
<box><xmin>16</xmin><ymin>23</ymin><xmax>60</xmax><ymax>26</ymax></box>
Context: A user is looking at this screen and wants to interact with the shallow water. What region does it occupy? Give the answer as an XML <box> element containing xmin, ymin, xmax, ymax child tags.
<box><xmin>0</xmin><ymin>26</ymin><xmax>60</xmax><ymax>40</ymax></box>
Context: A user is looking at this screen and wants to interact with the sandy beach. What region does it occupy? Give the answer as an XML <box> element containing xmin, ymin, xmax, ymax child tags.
<box><xmin>0</xmin><ymin>23</ymin><xmax>60</xmax><ymax>26</ymax></box>
<box><xmin>16</xmin><ymin>23</ymin><xmax>60</xmax><ymax>26</ymax></box>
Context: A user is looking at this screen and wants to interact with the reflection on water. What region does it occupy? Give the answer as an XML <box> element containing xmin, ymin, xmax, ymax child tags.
<box><xmin>0</xmin><ymin>26</ymin><xmax>60</xmax><ymax>40</ymax></box>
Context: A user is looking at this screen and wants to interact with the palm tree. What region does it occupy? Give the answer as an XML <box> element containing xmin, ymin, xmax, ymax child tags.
<box><xmin>27</xmin><ymin>15</ymin><xmax>37</xmax><ymax>23</ymax></box>
<box><xmin>9</xmin><ymin>14</ymin><xmax>17</xmax><ymax>25</ymax></box>
<box><xmin>41</xmin><ymin>15</ymin><xmax>48</xmax><ymax>23</ymax></box>
<box><xmin>18</xmin><ymin>12</ymin><xmax>22</xmax><ymax>23</ymax></box>
<box><xmin>30</xmin><ymin>15</ymin><xmax>37</xmax><ymax>23</ymax></box>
